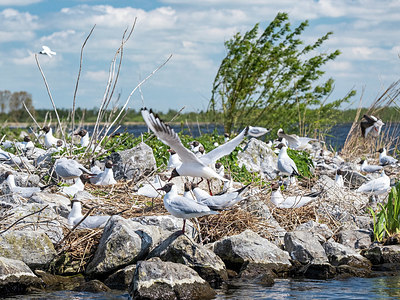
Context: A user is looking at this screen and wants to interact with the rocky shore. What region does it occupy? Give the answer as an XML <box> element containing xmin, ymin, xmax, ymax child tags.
<box><xmin>0</xmin><ymin>136</ymin><xmax>399</xmax><ymax>299</ymax></box>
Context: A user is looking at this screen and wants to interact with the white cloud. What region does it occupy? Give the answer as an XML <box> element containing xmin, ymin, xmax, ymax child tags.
<box><xmin>0</xmin><ymin>0</ymin><xmax>42</xmax><ymax>5</ymax></box>
<box><xmin>85</xmin><ymin>70</ymin><xmax>109</xmax><ymax>82</ymax></box>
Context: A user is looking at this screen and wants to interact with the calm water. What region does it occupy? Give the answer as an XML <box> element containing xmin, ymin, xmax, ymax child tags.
<box><xmin>6</xmin><ymin>275</ymin><xmax>400</xmax><ymax>299</ymax></box>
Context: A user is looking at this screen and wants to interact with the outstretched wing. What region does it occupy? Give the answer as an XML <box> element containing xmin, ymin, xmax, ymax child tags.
<box><xmin>200</xmin><ymin>127</ymin><xmax>248</xmax><ymax>166</ymax></box>
<box><xmin>141</xmin><ymin>108</ymin><xmax>201</xmax><ymax>164</ymax></box>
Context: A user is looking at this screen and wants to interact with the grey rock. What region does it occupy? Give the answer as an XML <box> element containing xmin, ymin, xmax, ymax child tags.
<box><xmin>284</xmin><ymin>230</ymin><xmax>329</xmax><ymax>265</ymax></box>
<box><xmin>239</xmin><ymin>196</ymin><xmax>286</xmax><ymax>246</ymax></box>
<box><xmin>129</xmin><ymin>257</ymin><xmax>216</xmax><ymax>300</ymax></box>
<box><xmin>86</xmin><ymin>216</ymin><xmax>164</xmax><ymax>275</ymax></box>
<box><xmin>352</xmin><ymin>216</ymin><xmax>373</xmax><ymax>231</ymax></box>
<box><xmin>110</xmin><ymin>142</ymin><xmax>156</xmax><ymax>181</ymax></box>
<box><xmin>131</xmin><ymin>215</ymin><xmax>195</xmax><ymax>237</ymax></box>
<box><xmin>213</xmin><ymin>230</ymin><xmax>291</xmax><ymax>277</ymax></box>
<box><xmin>148</xmin><ymin>233</ymin><xmax>228</xmax><ymax>288</ymax></box>
<box><xmin>34</xmin><ymin>270</ymin><xmax>85</xmax><ymax>290</ymax></box>
<box><xmin>29</xmin><ymin>192</ymin><xmax>71</xmax><ymax>218</ymax></box>
<box><xmin>323</xmin><ymin>240</ymin><xmax>371</xmax><ymax>269</ymax></box>
<box><xmin>337</xmin><ymin>169</ymin><xmax>368</xmax><ymax>189</ymax></box>
<box><xmin>296</xmin><ymin>221</ymin><xmax>333</xmax><ymax>243</ymax></box>
<box><xmin>362</xmin><ymin>244</ymin><xmax>400</xmax><ymax>265</ymax></box>
<box><xmin>237</xmin><ymin>138</ymin><xmax>278</xmax><ymax>180</ymax></box>
<box><xmin>0</xmin><ymin>256</ymin><xmax>43</xmax><ymax>296</ymax></box>
<box><xmin>0</xmin><ymin>231</ymin><xmax>57</xmax><ymax>269</ymax></box>
<box><xmin>336</xmin><ymin>229</ymin><xmax>372</xmax><ymax>249</ymax></box>
<box><xmin>104</xmin><ymin>265</ymin><xmax>136</xmax><ymax>290</ymax></box>
<box><xmin>74</xmin><ymin>279</ymin><xmax>111</xmax><ymax>293</ymax></box>
<box><xmin>3</xmin><ymin>203</ymin><xmax>64</xmax><ymax>243</ymax></box>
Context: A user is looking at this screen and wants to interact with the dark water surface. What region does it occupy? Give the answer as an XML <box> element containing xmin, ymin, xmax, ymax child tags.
<box><xmin>6</xmin><ymin>275</ymin><xmax>400</xmax><ymax>299</ymax></box>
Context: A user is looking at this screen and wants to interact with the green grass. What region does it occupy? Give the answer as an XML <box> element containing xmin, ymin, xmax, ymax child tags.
<box><xmin>369</xmin><ymin>183</ymin><xmax>400</xmax><ymax>242</ymax></box>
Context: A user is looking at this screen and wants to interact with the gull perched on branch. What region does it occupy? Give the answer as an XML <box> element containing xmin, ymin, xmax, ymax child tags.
<box><xmin>141</xmin><ymin>107</ymin><xmax>268</xmax><ymax>182</ymax></box>
<box><xmin>39</xmin><ymin>46</ymin><xmax>56</xmax><ymax>57</ymax></box>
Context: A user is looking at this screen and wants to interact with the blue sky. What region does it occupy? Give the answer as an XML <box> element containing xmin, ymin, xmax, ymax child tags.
<box><xmin>1</xmin><ymin>0</ymin><xmax>399</xmax><ymax>113</ymax></box>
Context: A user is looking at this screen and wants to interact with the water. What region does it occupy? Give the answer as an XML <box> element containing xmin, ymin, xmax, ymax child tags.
<box><xmin>6</xmin><ymin>275</ymin><xmax>400</xmax><ymax>299</ymax></box>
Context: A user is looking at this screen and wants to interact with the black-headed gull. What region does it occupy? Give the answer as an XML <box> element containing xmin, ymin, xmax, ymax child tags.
<box><xmin>359</xmin><ymin>159</ymin><xmax>383</xmax><ymax>173</ymax></box>
<box><xmin>137</xmin><ymin>175</ymin><xmax>165</xmax><ymax>198</ymax></box>
<box><xmin>214</xmin><ymin>162</ymin><xmax>225</xmax><ymax>177</ymax></box>
<box><xmin>356</xmin><ymin>170</ymin><xmax>390</xmax><ymax>195</ymax></box>
<box><xmin>377</xmin><ymin>148</ymin><xmax>398</xmax><ymax>166</ymax></box>
<box><xmin>360</xmin><ymin>114</ymin><xmax>384</xmax><ymax>138</ymax></box>
<box><xmin>68</xmin><ymin>200</ymin><xmax>111</xmax><ymax>229</ymax></box>
<box><xmin>61</xmin><ymin>174</ymin><xmax>93</xmax><ymax>197</ymax></box>
<box><xmin>270</xmin><ymin>184</ymin><xmax>320</xmax><ymax>208</ymax></box>
<box><xmin>166</xmin><ymin>149</ymin><xmax>182</xmax><ymax>171</ymax></box>
<box><xmin>39</xmin><ymin>45</ymin><xmax>56</xmax><ymax>57</ymax></box>
<box><xmin>277</xmin><ymin>128</ymin><xmax>317</xmax><ymax>150</ymax></box>
<box><xmin>141</xmin><ymin>108</ymin><xmax>268</xmax><ymax>182</ymax></box>
<box><xmin>276</xmin><ymin>143</ymin><xmax>299</xmax><ymax>177</ymax></box>
<box><xmin>54</xmin><ymin>157</ymin><xmax>93</xmax><ymax>181</ymax></box>
<box><xmin>89</xmin><ymin>160</ymin><xmax>117</xmax><ymax>185</ymax></box>
<box><xmin>74</xmin><ymin>129</ymin><xmax>90</xmax><ymax>147</ymax></box>
<box><xmin>189</xmin><ymin>141</ymin><xmax>205</xmax><ymax>158</ymax></box>
<box><xmin>158</xmin><ymin>183</ymin><xmax>218</xmax><ymax>234</ymax></box>
<box><xmin>41</xmin><ymin>126</ymin><xmax>58</xmax><ymax>148</ymax></box>
<box><xmin>16</xmin><ymin>136</ymin><xmax>34</xmax><ymax>151</ymax></box>
<box><xmin>4</xmin><ymin>171</ymin><xmax>52</xmax><ymax>198</ymax></box>
<box><xmin>183</xmin><ymin>182</ymin><xmax>196</xmax><ymax>201</ymax></box>
<box><xmin>191</xmin><ymin>182</ymin><xmax>250</xmax><ymax>210</ymax></box>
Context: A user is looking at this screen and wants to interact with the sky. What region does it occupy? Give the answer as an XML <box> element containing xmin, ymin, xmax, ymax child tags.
<box><xmin>0</xmin><ymin>0</ymin><xmax>399</xmax><ymax>113</ymax></box>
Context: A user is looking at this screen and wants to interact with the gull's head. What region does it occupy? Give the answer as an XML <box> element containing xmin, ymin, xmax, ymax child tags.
<box><xmin>191</xmin><ymin>182</ymin><xmax>199</xmax><ymax>190</ymax></box>
<box><xmin>167</xmin><ymin>149</ymin><xmax>176</xmax><ymax>155</ymax></box>
<box><xmin>4</xmin><ymin>171</ymin><xmax>13</xmax><ymax>179</ymax></box>
<box><xmin>41</xmin><ymin>126</ymin><xmax>50</xmax><ymax>133</ymax></box>
<box><xmin>184</xmin><ymin>182</ymin><xmax>192</xmax><ymax>192</ymax></box>
<box><xmin>105</xmin><ymin>160</ymin><xmax>114</xmax><ymax>169</ymax></box>
<box><xmin>270</xmin><ymin>182</ymin><xmax>281</xmax><ymax>192</ymax></box>
<box><xmin>359</xmin><ymin>159</ymin><xmax>365</xmax><ymax>165</ymax></box>
<box><xmin>56</xmin><ymin>140</ymin><xmax>64</xmax><ymax>148</ymax></box>
<box><xmin>158</xmin><ymin>183</ymin><xmax>174</xmax><ymax>193</ymax></box>
<box><xmin>198</xmin><ymin>146</ymin><xmax>205</xmax><ymax>154</ymax></box>
<box><xmin>75</xmin><ymin>129</ymin><xmax>88</xmax><ymax>137</ymax></box>
<box><xmin>23</xmin><ymin>136</ymin><xmax>31</xmax><ymax>142</ymax></box>
<box><xmin>224</xmin><ymin>133</ymin><xmax>230</xmax><ymax>138</ymax></box>
<box><xmin>277</xmin><ymin>128</ymin><xmax>284</xmax><ymax>135</ymax></box>
<box><xmin>377</xmin><ymin>148</ymin><xmax>385</xmax><ymax>154</ymax></box>
<box><xmin>80</xmin><ymin>174</ymin><xmax>93</xmax><ymax>184</ymax></box>
<box><xmin>70</xmin><ymin>199</ymin><xmax>81</xmax><ymax>208</ymax></box>
<box><xmin>215</xmin><ymin>162</ymin><xmax>223</xmax><ymax>170</ymax></box>
<box><xmin>168</xmin><ymin>168</ymin><xmax>180</xmax><ymax>182</ymax></box>
<box><xmin>275</xmin><ymin>143</ymin><xmax>286</xmax><ymax>150</ymax></box>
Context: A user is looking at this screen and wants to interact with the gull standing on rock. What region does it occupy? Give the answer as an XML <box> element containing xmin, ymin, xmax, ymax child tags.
<box><xmin>39</xmin><ymin>46</ymin><xmax>56</xmax><ymax>57</ymax></box>
<box><xmin>377</xmin><ymin>148</ymin><xmax>398</xmax><ymax>166</ymax></box>
<box><xmin>68</xmin><ymin>200</ymin><xmax>111</xmax><ymax>229</ymax></box>
<box><xmin>158</xmin><ymin>183</ymin><xmax>218</xmax><ymax>234</ymax></box>
<box><xmin>41</xmin><ymin>126</ymin><xmax>58</xmax><ymax>148</ymax></box>
<box><xmin>141</xmin><ymin>108</ymin><xmax>268</xmax><ymax>182</ymax></box>
<box><xmin>89</xmin><ymin>160</ymin><xmax>117</xmax><ymax>185</ymax></box>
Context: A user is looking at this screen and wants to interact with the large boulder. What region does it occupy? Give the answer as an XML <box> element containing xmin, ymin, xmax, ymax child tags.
<box><xmin>362</xmin><ymin>244</ymin><xmax>400</xmax><ymax>268</ymax></box>
<box><xmin>129</xmin><ymin>257</ymin><xmax>215</xmax><ymax>300</ymax></box>
<box><xmin>86</xmin><ymin>216</ymin><xmax>164</xmax><ymax>276</ymax></box>
<box><xmin>0</xmin><ymin>257</ymin><xmax>43</xmax><ymax>296</ymax></box>
<box><xmin>0</xmin><ymin>231</ymin><xmax>56</xmax><ymax>269</ymax></box>
<box><xmin>131</xmin><ymin>215</ymin><xmax>195</xmax><ymax>237</ymax></box>
<box><xmin>323</xmin><ymin>240</ymin><xmax>372</xmax><ymax>270</ymax></box>
<box><xmin>336</xmin><ymin>229</ymin><xmax>372</xmax><ymax>250</ymax></box>
<box><xmin>104</xmin><ymin>265</ymin><xmax>136</xmax><ymax>290</ymax></box>
<box><xmin>213</xmin><ymin>230</ymin><xmax>291</xmax><ymax>278</ymax></box>
<box><xmin>237</xmin><ymin>138</ymin><xmax>278</xmax><ymax>180</ymax></box>
<box><xmin>109</xmin><ymin>142</ymin><xmax>156</xmax><ymax>181</ymax></box>
<box><xmin>295</xmin><ymin>221</ymin><xmax>333</xmax><ymax>243</ymax></box>
<box><xmin>29</xmin><ymin>192</ymin><xmax>71</xmax><ymax>218</ymax></box>
<box><xmin>284</xmin><ymin>230</ymin><xmax>335</xmax><ymax>279</ymax></box>
<box><xmin>148</xmin><ymin>233</ymin><xmax>228</xmax><ymax>288</ymax></box>
<box><xmin>2</xmin><ymin>203</ymin><xmax>64</xmax><ymax>243</ymax></box>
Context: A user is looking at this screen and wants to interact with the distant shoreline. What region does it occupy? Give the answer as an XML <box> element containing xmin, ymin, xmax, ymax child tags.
<box><xmin>4</xmin><ymin>122</ymin><xmax>216</xmax><ymax>128</ymax></box>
